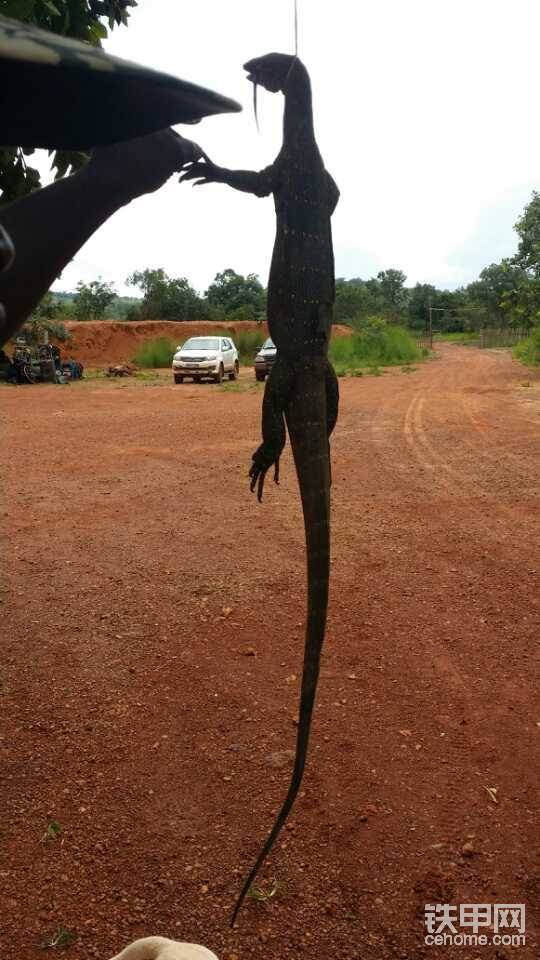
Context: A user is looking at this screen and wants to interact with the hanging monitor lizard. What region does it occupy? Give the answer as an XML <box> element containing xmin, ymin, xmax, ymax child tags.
<box><xmin>181</xmin><ymin>52</ymin><xmax>340</xmax><ymax>925</ymax></box>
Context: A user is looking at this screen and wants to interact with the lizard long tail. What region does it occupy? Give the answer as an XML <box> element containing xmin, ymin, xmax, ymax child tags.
<box><xmin>231</xmin><ymin>364</ymin><xmax>331</xmax><ymax>926</ymax></box>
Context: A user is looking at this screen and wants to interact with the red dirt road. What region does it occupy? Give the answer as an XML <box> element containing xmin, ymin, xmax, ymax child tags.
<box><xmin>1</xmin><ymin>344</ymin><xmax>539</xmax><ymax>960</ymax></box>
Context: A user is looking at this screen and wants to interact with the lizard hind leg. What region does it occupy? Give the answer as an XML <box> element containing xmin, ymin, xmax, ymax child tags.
<box><xmin>325</xmin><ymin>360</ymin><xmax>339</xmax><ymax>438</ymax></box>
<box><xmin>249</xmin><ymin>357</ymin><xmax>295</xmax><ymax>502</ymax></box>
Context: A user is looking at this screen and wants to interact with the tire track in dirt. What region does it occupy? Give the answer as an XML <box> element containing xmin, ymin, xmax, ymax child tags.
<box><xmin>356</xmin><ymin>344</ymin><xmax>540</xmax><ymax>714</ymax></box>
<box><xmin>399</xmin><ymin>351</ymin><xmax>540</xmax><ymax>564</ymax></box>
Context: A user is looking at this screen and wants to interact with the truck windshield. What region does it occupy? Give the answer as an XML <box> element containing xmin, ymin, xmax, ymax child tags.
<box><xmin>182</xmin><ymin>338</ymin><xmax>220</xmax><ymax>351</ymax></box>
<box><xmin>262</xmin><ymin>338</ymin><xmax>275</xmax><ymax>349</ymax></box>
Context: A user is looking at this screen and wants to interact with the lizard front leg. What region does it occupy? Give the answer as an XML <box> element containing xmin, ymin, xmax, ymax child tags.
<box><xmin>249</xmin><ymin>356</ymin><xmax>295</xmax><ymax>501</ymax></box>
<box><xmin>180</xmin><ymin>159</ymin><xmax>274</xmax><ymax>198</ymax></box>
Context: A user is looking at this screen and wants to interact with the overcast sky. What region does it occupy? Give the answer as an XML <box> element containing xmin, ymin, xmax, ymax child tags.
<box><xmin>48</xmin><ymin>0</ymin><xmax>540</xmax><ymax>297</ymax></box>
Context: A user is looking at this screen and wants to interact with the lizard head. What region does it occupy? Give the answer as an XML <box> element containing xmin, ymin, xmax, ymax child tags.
<box><xmin>243</xmin><ymin>53</ymin><xmax>297</xmax><ymax>94</ymax></box>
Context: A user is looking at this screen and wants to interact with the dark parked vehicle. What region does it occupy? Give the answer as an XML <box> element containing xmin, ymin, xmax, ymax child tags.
<box><xmin>0</xmin><ymin>340</ymin><xmax>83</xmax><ymax>384</ymax></box>
<box><xmin>254</xmin><ymin>337</ymin><xmax>276</xmax><ymax>381</ymax></box>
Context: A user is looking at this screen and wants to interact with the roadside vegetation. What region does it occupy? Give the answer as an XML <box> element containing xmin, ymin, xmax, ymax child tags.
<box><xmin>133</xmin><ymin>337</ymin><xmax>176</xmax><ymax>368</ymax></box>
<box><xmin>233</xmin><ymin>329</ymin><xmax>266</xmax><ymax>365</ymax></box>
<box><xmin>132</xmin><ymin>322</ymin><xmax>422</xmax><ymax>376</ymax></box>
<box><xmin>514</xmin><ymin>327</ymin><xmax>540</xmax><ymax>365</ymax></box>
<box><xmin>330</xmin><ymin>319</ymin><xmax>423</xmax><ymax>376</ymax></box>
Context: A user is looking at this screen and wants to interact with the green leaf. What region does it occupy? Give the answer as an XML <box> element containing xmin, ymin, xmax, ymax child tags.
<box><xmin>89</xmin><ymin>19</ymin><xmax>108</xmax><ymax>40</ymax></box>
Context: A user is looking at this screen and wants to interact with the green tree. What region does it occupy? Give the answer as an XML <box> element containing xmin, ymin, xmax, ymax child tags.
<box><xmin>72</xmin><ymin>278</ymin><xmax>116</xmax><ymax>319</ymax></box>
<box><xmin>407</xmin><ymin>284</ymin><xmax>475</xmax><ymax>332</ymax></box>
<box><xmin>23</xmin><ymin>291</ymin><xmax>71</xmax><ymax>342</ymax></box>
<box><xmin>334</xmin><ymin>277</ymin><xmax>388</xmax><ymax>323</ymax></box>
<box><xmin>377</xmin><ymin>269</ymin><xmax>408</xmax><ymax>320</ymax></box>
<box><xmin>0</xmin><ymin>0</ymin><xmax>137</xmax><ymax>204</ymax></box>
<box><xmin>205</xmin><ymin>268</ymin><xmax>265</xmax><ymax>318</ymax></box>
<box><xmin>513</xmin><ymin>191</ymin><xmax>540</xmax><ymax>277</ymax></box>
<box><xmin>334</xmin><ymin>279</ymin><xmax>371</xmax><ymax>323</ymax></box>
<box><xmin>465</xmin><ymin>260</ymin><xmax>525</xmax><ymax>326</ymax></box>
<box><xmin>500</xmin><ymin>275</ymin><xmax>540</xmax><ymax>329</ymax></box>
<box><xmin>127</xmin><ymin>268</ymin><xmax>211</xmax><ymax>320</ymax></box>
<box><xmin>406</xmin><ymin>283</ymin><xmax>439</xmax><ymax>330</ymax></box>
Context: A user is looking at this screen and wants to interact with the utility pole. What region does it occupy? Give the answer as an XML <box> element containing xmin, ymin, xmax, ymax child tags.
<box><xmin>428</xmin><ymin>302</ymin><xmax>433</xmax><ymax>348</ymax></box>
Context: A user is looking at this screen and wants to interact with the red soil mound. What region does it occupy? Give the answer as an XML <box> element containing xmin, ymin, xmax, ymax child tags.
<box><xmin>56</xmin><ymin>320</ymin><xmax>263</xmax><ymax>366</ymax></box>
<box><xmin>55</xmin><ymin>319</ymin><xmax>352</xmax><ymax>366</ymax></box>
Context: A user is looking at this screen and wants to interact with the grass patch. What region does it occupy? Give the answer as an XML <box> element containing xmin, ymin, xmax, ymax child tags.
<box><xmin>219</xmin><ymin>379</ymin><xmax>261</xmax><ymax>393</ymax></box>
<box><xmin>133</xmin><ymin>370</ymin><xmax>164</xmax><ymax>382</ymax></box>
<box><xmin>247</xmin><ymin>878</ymin><xmax>282</xmax><ymax>902</ymax></box>
<box><xmin>133</xmin><ymin>337</ymin><xmax>176</xmax><ymax>368</ymax></box>
<box><xmin>41</xmin><ymin>819</ymin><xmax>62</xmax><ymax>843</ymax></box>
<box><xmin>330</xmin><ymin>321</ymin><xmax>422</xmax><ymax>376</ymax></box>
<box><xmin>39</xmin><ymin>927</ymin><xmax>76</xmax><ymax>950</ymax></box>
<box><xmin>231</xmin><ymin>329</ymin><xmax>266</xmax><ymax>365</ymax></box>
<box><xmin>437</xmin><ymin>331</ymin><xmax>479</xmax><ymax>343</ymax></box>
<box><xmin>514</xmin><ymin>327</ymin><xmax>540</xmax><ymax>366</ymax></box>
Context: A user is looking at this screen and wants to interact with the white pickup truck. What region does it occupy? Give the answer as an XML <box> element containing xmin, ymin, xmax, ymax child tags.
<box><xmin>172</xmin><ymin>336</ymin><xmax>239</xmax><ymax>384</ymax></box>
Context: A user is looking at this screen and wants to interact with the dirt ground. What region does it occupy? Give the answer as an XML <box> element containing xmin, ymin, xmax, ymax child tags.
<box><xmin>1</xmin><ymin>344</ymin><xmax>539</xmax><ymax>960</ymax></box>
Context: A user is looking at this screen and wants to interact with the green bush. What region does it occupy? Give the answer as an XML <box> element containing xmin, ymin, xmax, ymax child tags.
<box><xmin>133</xmin><ymin>337</ymin><xmax>176</xmax><ymax>368</ymax></box>
<box><xmin>232</xmin><ymin>329</ymin><xmax>266</xmax><ymax>365</ymax></box>
<box><xmin>514</xmin><ymin>327</ymin><xmax>540</xmax><ymax>365</ymax></box>
<box><xmin>330</xmin><ymin>318</ymin><xmax>422</xmax><ymax>375</ymax></box>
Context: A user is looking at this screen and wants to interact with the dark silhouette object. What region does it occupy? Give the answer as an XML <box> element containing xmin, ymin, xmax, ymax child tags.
<box><xmin>0</xmin><ymin>14</ymin><xmax>240</xmax><ymax>150</ymax></box>
<box><xmin>0</xmin><ymin>16</ymin><xmax>241</xmax><ymax>346</ymax></box>
<box><xmin>181</xmin><ymin>52</ymin><xmax>340</xmax><ymax>924</ymax></box>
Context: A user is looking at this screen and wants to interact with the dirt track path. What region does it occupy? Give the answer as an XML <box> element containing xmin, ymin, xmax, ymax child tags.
<box><xmin>1</xmin><ymin>344</ymin><xmax>539</xmax><ymax>960</ymax></box>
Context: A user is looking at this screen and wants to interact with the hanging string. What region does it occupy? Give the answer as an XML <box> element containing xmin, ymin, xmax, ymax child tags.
<box><xmin>253</xmin><ymin>0</ymin><xmax>298</xmax><ymax>132</ymax></box>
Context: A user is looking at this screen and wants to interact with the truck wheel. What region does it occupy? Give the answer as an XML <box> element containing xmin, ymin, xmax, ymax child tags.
<box><xmin>214</xmin><ymin>364</ymin><xmax>224</xmax><ymax>384</ymax></box>
<box><xmin>255</xmin><ymin>370</ymin><xmax>266</xmax><ymax>382</ymax></box>
<box><xmin>174</xmin><ymin>375</ymin><xmax>184</xmax><ymax>384</ymax></box>
<box><xmin>193</xmin><ymin>376</ymin><xmax>201</xmax><ymax>383</ymax></box>
<box><xmin>229</xmin><ymin>360</ymin><xmax>239</xmax><ymax>381</ymax></box>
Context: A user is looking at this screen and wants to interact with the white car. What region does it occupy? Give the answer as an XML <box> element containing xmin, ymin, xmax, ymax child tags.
<box><xmin>172</xmin><ymin>336</ymin><xmax>239</xmax><ymax>384</ymax></box>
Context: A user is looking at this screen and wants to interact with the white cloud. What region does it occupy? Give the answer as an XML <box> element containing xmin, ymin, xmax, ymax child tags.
<box><xmin>48</xmin><ymin>0</ymin><xmax>540</xmax><ymax>294</ymax></box>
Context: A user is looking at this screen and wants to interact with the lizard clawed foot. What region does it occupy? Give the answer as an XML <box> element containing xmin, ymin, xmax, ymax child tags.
<box><xmin>249</xmin><ymin>457</ymin><xmax>280</xmax><ymax>502</ymax></box>
<box><xmin>249</xmin><ymin>463</ymin><xmax>267</xmax><ymax>502</ymax></box>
